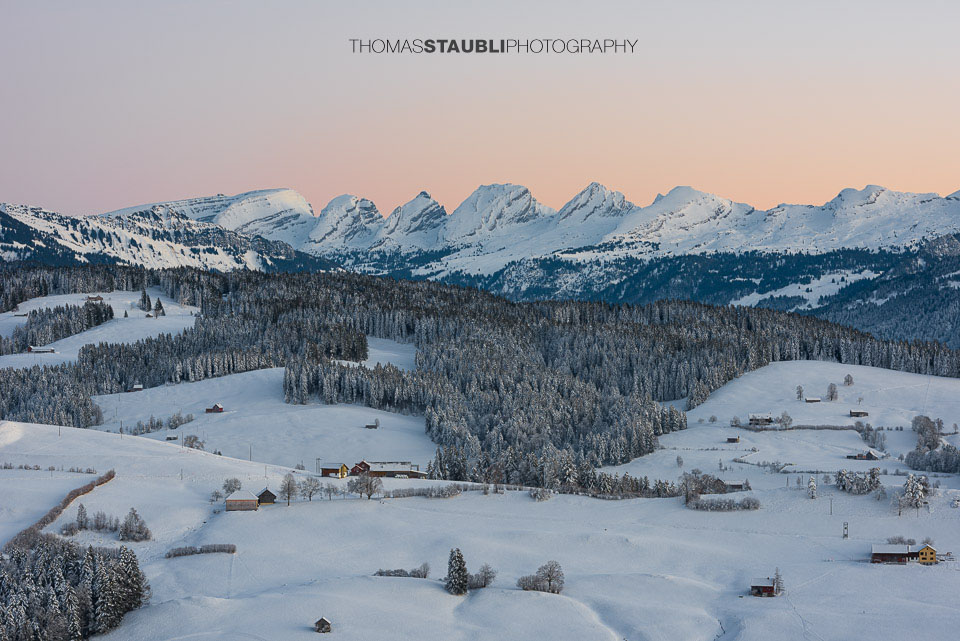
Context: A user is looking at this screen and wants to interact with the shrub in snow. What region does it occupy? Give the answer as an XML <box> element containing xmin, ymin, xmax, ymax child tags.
<box><xmin>383</xmin><ymin>484</ymin><xmax>465</xmax><ymax>499</ymax></box>
<box><xmin>529</xmin><ymin>487</ymin><xmax>551</xmax><ymax>502</ymax></box>
<box><xmin>688</xmin><ymin>496</ymin><xmax>760</xmax><ymax>511</ymax></box>
<box><xmin>119</xmin><ymin>508</ymin><xmax>151</xmax><ymax>542</ymax></box>
<box><xmin>223</xmin><ymin>478</ymin><xmax>242</xmax><ymax>494</ymax></box>
<box><xmin>166</xmin><ymin>544</ymin><xmax>236</xmax><ymax>558</ymax></box>
<box><xmin>517</xmin><ymin>561</ymin><xmax>564</xmax><ymax>594</ymax></box>
<box><xmin>467</xmin><ymin>563</ymin><xmax>497</xmax><ymax>589</ymax></box>
<box><xmin>374</xmin><ymin>562</ymin><xmax>430</xmax><ymax>579</ymax></box>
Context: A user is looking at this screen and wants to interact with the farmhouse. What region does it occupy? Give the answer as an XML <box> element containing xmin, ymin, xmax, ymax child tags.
<box><xmin>257</xmin><ymin>488</ymin><xmax>276</xmax><ymax>505</ymax></box>
<box><xmin>85</xmin><ymin>295</ymin><xmax>103</xmax><ymax>302</ymax></box>
<box><xmin>871</xmin><ymin>544</ymin><xmax>914</xmax><ymax>564</ymax></box>
<box><xmin>850</xmin><ymin>410</ymin><xmax>869</xmax><ymax>418</ymax></box>
<box><xmin>224</xmin><ymin>490</ymin><xmax>259</xmax><ymax>511</ymax></box>
<box><xmin>205</xmin><ymin>402</ymin><xmax>224</xmax><ymax>413</ymax></box>
<box><xmin>871</xmin><ymin>544</ymin><xmax>938</xmax><ymax>565</ymax></box>
<box><xmin>366</xmin><ymin>461</ymin><xmax>428</xmax><ymax>479</ymax></box>
<box><xmin>748</xmin><ymin>414</ymin><xmax>773</xmax><ymax>426</ymax></box>
<box><xmin>27</xmin><ymin>346</ymin><xmax>55</xmax><ymax>354</ymax></box>
<box><xmin>314</xmin><ymin>617</ymin><xmax>332</xmax><ymax>633</ymax></box>
<box><xmin>750</xmin><ymin>578</ymin><xmax>777</xmax><ymax>597</ymax></box>
<box><xmin>321</xmin><ymin>464</ymin><xmax>348</xmax><ymax>479</ymax></box>
<box><xmin>805</xmin><ymin>397</ymin><xmax>821</xmax><ymax>403</ymax></box>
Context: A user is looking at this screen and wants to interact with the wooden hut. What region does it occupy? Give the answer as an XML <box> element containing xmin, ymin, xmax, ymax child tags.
<box><xmin>750</xmin><ymin>578</ymin><xmax>776</xmax><ymax>596</ymax></box>
<box><xmin>804</xmin><ymin>397</ymin><xmax>821</xmax><ymax>403</ymax></box>
<box><xmin>850</xmin><ymin>409</ymin><xmax>869</xmax><ymax>417</ymax></box>
<box><xmin>257</xmin><ymin>488</ymin><xmax>276</xmax><ymax>505</ymax></box>
<box><xmin>27</xmin><ymin>346</ymin><xmax>56</xmax><ymax>354</ymax></box>
<box><xmin>726</xmin><ymin>436</ymin><xmax>740</xmax><ymax>443</ymax></box>
<box><xmin>225</xmin><ymin>490</ymin><xmax>259</xmax><ymax>511</ymax></box>
<box><xmin>748</xmin><ymin>414</ymin><xmax>773</xmax><ymax>426</ymax></box>
<box><xmin>314</xmin><ymin>617</ymin><xmax>332</xmax><ymax>633</ymax></box>
<box><xmin>205</xmin><ymin>402</ymin><xmax>224</xmax><ymax>413</ymax></box>
<box><xmin>871</xmin><ymin>544</ymin><xmax>912</xmax><ymax>564</ymax></box>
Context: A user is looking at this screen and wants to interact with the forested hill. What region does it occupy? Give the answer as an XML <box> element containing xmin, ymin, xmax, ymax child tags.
<box><xmin>3</xmin><ymin>265</ymin><xmax>960</xmax><ymax>488</ymax></box>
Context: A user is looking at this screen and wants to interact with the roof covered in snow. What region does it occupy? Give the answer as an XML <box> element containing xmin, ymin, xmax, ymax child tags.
<box><xmin>751</xmin><ymin>578</ymin><xmax>775</xmax><ymax>587</ymax></box>
<box><xmin>225</xmin><ymin>490</ymin><xmax>258</xmax><ymax>502</ymax></box>
<box><xmin>871</xmin><ymin>544</ymin><xmax>911</xmax><ymax>555</ymax></box>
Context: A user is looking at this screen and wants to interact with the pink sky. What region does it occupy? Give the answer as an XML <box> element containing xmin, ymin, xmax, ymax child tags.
<box><xmin>1</xmin><ymin>1</ymin><xmax>959</xmax><ymax>217</ymax></box>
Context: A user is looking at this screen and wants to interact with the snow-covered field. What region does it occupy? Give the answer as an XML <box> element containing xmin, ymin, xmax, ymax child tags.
<box><xmin>2</xmin><ymin>300</ymin><xmax>960</xmax><ymax>640</ymax></box>
<box><xmin>2</xmin><ymin>415</ymin><xmax>959</xmax><ymax>641</ymax></box>
<box><xmin>93</xmin><ymin>340</ymin><xmax>432</xmax><ymax>470</ymax></box>
<box><xmin>0</xmin><ymin>289</ymin><xmax>197</xmax><ymax>367</ymax></box>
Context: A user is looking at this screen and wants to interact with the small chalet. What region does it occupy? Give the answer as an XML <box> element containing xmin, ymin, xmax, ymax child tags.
<box><xmin>314</xmin><ymin>617</ymin><xmax>332</xmax><ymax>633</ymax></box>
<box><xmin>364</xmin><ymin>419</ymin><xmax>381</xmax><ymax>430</ymax></box>
<box><xmin>850</xmin><ymin>409</ymin><xmax>869</xmax><ymax>418</ymax></box>
<box><xmin>727</xmin><ymin>436</ymin><xmax>740</xmax><ymax>443</ymax></box>
<box><xmin>750</xmin><ymin>577</ymin><xmax>777</xmax><ymax>597</ymax></box>
<box><xmin>165</xmin><ymin>435</ymin><xmax>178</xmax><ymax>441</ymax></box>
<box><xmin>748</xmin><ymin>414</ymin><xmax>773</xmax><ymax>426</ymax></box>
<box><xmin>85</xmin><ymin>295</ymin><xmax>104</xmax><ymax>302</ymax></box>
<box><xmin>846</xmin><ymin>449</ymin><xmax>883</xmax><ymax>461</ymax></box>
<box><xmin>27</xmin><ymin>346</ymin><xmax>56</xmax><ymax>354</ymax></box>
<box><xmin>225</xmin><ymin>490</ymin><xmax>259</xmax><ymax>511</ymax></box>
<box><xmin>257</xmin><ymin>488</ymin><xmax>276</xmax><ymax>505</ymax></box>
<box><xmin>127</xmin><ymin>383</ymin><xmax>144</xmax><ymax>392</ymax></box>
<box><xmin>205</xmin><ymin>402</ymin><xmax>224</xmax><ymax>413</ymax></box>
<box><xmin>350</xmin><ymin>460</ymin><xmax>371</xmax><ymax>476</ymax></box>
<box><xmin>145</xmin><ymin>313</ymin><xmax>153</xmax><ymax>318</ymax></box>
<box><xmin>805</xmin><ymin>397</ymin><xmax>821</xmax><ymax>403</ymax></box>
<box><xmin>321</xmin><ymin>464</ymin><xmax>349</xmax><ymax>479</ymax></box>
<box><xmin>917</xmin><ymin>545</ymin><xmax>938</xmax><ymax>565</ymax></box>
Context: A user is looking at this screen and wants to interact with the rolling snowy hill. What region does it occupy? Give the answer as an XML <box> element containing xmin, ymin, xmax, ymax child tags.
<box><xmin>3</xmin><ymin>355</ymin><xmax>960</xmax><ymax>640</ymax></box>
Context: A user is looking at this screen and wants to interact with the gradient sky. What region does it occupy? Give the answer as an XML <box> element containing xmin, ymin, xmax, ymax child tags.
<box><xmin>2</xmin><ymin>0</ymin><xmax>959</xmax><ymax>217</ymax></box>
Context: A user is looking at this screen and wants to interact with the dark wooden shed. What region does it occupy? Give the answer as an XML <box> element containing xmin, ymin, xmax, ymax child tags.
<box><xmin>314</xmin><ymin>617</ymin><xmax>332</xmax><ymax>633</ymax></box>
<box><xmin>257</xmin><ymin>488</ymin><xmax>276</xmax><ymax>505</ymax></box>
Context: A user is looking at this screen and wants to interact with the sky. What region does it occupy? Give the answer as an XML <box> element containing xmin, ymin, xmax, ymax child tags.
<box><xmin>1</xmin><ymin>0</ymin><xmax>959</xmax><ymax>217</ymax></box>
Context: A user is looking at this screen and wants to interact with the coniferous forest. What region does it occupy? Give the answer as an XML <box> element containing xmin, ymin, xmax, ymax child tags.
<box><xmin>3</xmin><ymin>265</ymin><xmax>960</xmax><ymax>488</ymax></box>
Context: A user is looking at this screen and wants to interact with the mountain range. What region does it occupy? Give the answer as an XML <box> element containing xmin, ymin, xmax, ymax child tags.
<box><xmin>3</xmin><ymin>182</ymin><xmax>960</xmax><ymax>345</ymax></box>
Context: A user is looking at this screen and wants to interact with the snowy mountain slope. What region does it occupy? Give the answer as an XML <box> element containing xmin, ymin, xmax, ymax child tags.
<box><xmin>0</xmin><ymin>201</ymin><xmax>332</xmax><ymax>272</ymax></box>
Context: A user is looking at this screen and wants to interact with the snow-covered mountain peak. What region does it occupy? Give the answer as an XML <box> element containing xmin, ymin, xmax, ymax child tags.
<box><xmin>304</xmin><ymin>194</ymin><xmax>383</xmax><ymax>250</ymax></box>
<box><xmin>557</xmin><ymin>182</ymin><xmax>634</xmax><ymax>222</ymax></box>
<box><xmin>444</xmin><ymin>184</ymin><xmax>555</xmax><ymax>242</ymax></box>
<box><xmin>379</xmin><ymin>192</ymin><xmax>447</xmax><ymax>247</ymax></box>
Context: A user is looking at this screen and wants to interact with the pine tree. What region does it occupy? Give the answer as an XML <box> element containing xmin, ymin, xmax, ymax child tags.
<box><xmin>444</xmin><ymin>548</ymin><xmax>468</xmax><ymax>595</ymax></box>
<box><xmin>807</xmin><ymin>475</ymin><xmax>817</xmax><ymax>499</ymax></box>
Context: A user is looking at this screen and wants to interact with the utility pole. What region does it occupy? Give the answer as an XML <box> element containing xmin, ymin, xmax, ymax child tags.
<box><xmin>249</xmin><ymin>444</ymin><xmax>252</xmax><ymax>461</ymax></box>
<box><xmin>830</xmin><ymin>498</ymin><xmax>833</xmax><ymax>515</ymax></box>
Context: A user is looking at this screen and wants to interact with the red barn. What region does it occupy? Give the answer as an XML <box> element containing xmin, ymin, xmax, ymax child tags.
<box><xmin>750</xmin><ymin>578</ymin><xmax>776</xmax><ymax>596</ymax></box>
<box><xmin>350</xmin><ymin>460</ymin><xmax>371</xmax><ymax>476</ymax></box>
<box><xmin>205</xmin><ymin>403</ymin><xmax>224</xmax><ymax>413</ymax></box>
